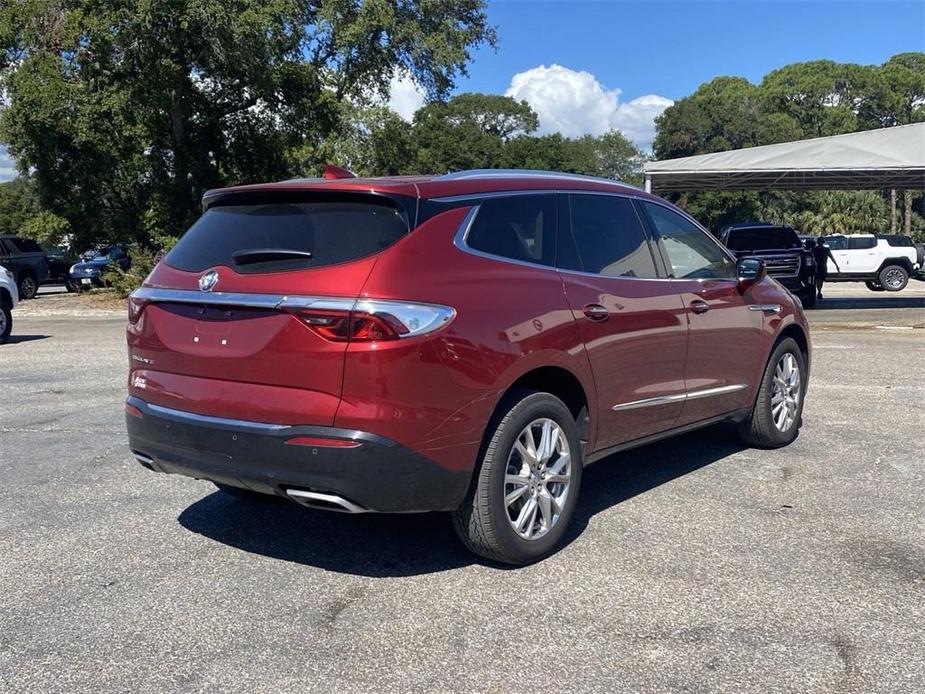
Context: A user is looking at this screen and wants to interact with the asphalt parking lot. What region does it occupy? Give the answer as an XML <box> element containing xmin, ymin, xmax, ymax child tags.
<box><xmin>1</xmin><ymin>283</ymin><xmax>923</xmax><ymax>693</ymax></box>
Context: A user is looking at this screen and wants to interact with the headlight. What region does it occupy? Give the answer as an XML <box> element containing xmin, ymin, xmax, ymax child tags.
<box><xmin>804</xmin><ymin>255</ymin><xmax>814</xmax><ymax>267</ymax></box>
<box><xmin>69</xmin><ymin>264</ymin><xmax>79</xmax><ymax>274</ymax></box>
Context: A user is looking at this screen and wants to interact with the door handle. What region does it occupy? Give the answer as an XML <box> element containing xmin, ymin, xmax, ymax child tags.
<box><xmin>582</xmin><ymin>304</ymin><xmax>610</xmax><ymax>321</ymax></box>
<box><xmin>689</xmin><ymin>300</ymin><xmax>710</xmax><ymax>315</ymax></box>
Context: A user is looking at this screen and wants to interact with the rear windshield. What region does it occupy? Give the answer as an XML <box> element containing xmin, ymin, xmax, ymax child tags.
<box><xmin>166</xmin><ymin>198</ymin><xmax>409</xmax><ymax>273</ymax></box>
<box><xmin>725</xmin><ymin>227</ymin><xmax>800</xmax><ymax>251</ymax></box>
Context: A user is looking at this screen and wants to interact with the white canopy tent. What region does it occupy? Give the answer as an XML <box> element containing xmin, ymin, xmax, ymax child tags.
<box><xmin>643</xmin><ymin>122</ymin><xmax>925</xmax><ymax>193</ymax></box>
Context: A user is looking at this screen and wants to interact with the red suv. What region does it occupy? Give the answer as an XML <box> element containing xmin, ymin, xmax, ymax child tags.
<box><xmin>125</xmin><ymin>169</ymin><xmax>810</xmax><ymax>564</ymax></box>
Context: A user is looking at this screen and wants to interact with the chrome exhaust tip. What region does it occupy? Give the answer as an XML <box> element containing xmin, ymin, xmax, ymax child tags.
<box><xmin>285</xmin><ymin>488</ymin><xmax>368</xmax><ymax>514</ymax></box>
<box><xmin>133</xmin><ymin>451</ymin><xmax>155</xmax><ymax>468</ymax></box>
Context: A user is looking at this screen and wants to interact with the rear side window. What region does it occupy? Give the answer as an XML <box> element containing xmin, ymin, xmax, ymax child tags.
<box><xmin>561</xmin><ymin>195</ymin><xmax>658</xmax><ymax>278</ymax></box>
<box><xmin>466</xmin><ymin>195</ymin><xmax>557</xmax><ymax>267</ymax></box>
<box><xmin>847</xmin><ymin>236</ymin><xmax>876</xmax><ymax>250</ymax></box>
<box><xmin>10</xmin><ymin>237</ymin><xmax>42</xmax><ymax>253</ymax></box>
<box><xmin>166</xmin><ymin>199</ymin><xmax>409</xmax><ymax>273</ymax></box>
<box><xmin>883</xmin><ymin>234</ymin><xmax>914</xmax><ymax>247</ymax></box>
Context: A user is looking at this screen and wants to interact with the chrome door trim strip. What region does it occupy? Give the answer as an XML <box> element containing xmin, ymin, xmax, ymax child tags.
<box><xmin>612</xmin><ymin>384</ymin><xmax>747</xmax><ymax>411</ymax></box>
<box><xmin>747</xmin><ymin>304</ymin><xmax>782</xmax><ymax>314</ymax></box>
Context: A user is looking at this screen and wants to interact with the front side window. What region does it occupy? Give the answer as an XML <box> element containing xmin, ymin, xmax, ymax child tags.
<box><xmin>561</xmin><ymin>194</ymin><xmax>658</xmax><ymax>278</ymax></box>
<box><xmin>641</xmin><ymin>202</ymin><xmax>735</xmax><ymax>280</ymax></box>
<box><xmin>466</xmin><ymin>194</ymin><xmax>557</xmax><ymax>267</ymax></box>
<box><xmin>821</xmin><ymin>235</ymin><xmax>846</xmax><ymax>250</ymax></box>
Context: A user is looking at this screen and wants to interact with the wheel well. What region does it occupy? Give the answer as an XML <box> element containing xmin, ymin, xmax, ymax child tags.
<box><xmin>878</xmin><ymin>258</ymin><xmax>912</xmax><ymax>273</ymax></box>
<box><xmin>778</xmin><ymin>324</ymin><xmax>808</xmax><ymax>362</ymax></box>
<box><xmin>1</xmin><ymin>287</ymin><xmax>11</xmax><ymax>308</ymax></box>
<box><xmin>19</xmin><ymin>268</ymin><xmax>36</xmax><ymax>281</ymax></box>
<box><xmin>497</xmin><ymin>366</ymin><xmax>590</xmax><ymax>444</ymax></box>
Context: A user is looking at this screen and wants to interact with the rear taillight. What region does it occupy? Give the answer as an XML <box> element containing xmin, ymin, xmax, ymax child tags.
<box><xmin>284</xmin><ymin>299</ymin><xmax>455</xmax><ymax>343</ymax></box>
<box><xmin>127</xmin><ymin>293</ymin><xmax>148</xmax><ymax>324</ymax></box>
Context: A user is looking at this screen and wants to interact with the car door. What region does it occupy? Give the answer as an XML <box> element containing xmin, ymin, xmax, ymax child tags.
<box><xmin>557</xmin><ymin>193</ymin><xmax>689</xmax><ymax>450</ymax></box>
<box><xmin>638</xmin><ymin>201</ymin><xmax>762</xmax><ymax>426</ymax></box>
<box><xmin>821</xmin><ymin>235</ymin><xmax>849</xmax><ymax>275</ymax></box>
<box><xmin>847</xmin><ymin>236</ymin><xmax>879</xmax><ymax>273</ymax></box>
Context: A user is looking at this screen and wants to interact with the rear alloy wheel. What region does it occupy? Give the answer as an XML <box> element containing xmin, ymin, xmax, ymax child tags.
<box><xmin>738</xmin><ymin>337</ymin><xmax>806</xmax><ymax>448</ymax></box>
<box><xmin>452</xmin><ymin>391</ymin><xmax>582</xmax><ymax>565</ymax></box>
<box><xmin>865</xmin><ymin>281</ymin><xmax>885</xmax><ymax>292</ymax></box>
<box><xmin>0</xmin><ymin>303</ymin><xmax>11</xmax><ymax>344</ymax></box>
<box><xmin>18</xmin><ymin>274</ymin><xmax>37</xmax><ymax>300</ymax></box>
<box><xmin>878</xmin><ymin>265</ymin><xmax>908</xmax><ymax>292</ymax></box>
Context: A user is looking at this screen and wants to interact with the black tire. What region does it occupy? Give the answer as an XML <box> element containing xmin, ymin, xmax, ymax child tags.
<box><xmin>878</xmin><ymin>265</ymin><xmax>908</xmax><ymax>292</ymax></box>
<box><xmin>0</xmin><ymin>302</ymin><xmax>11</xmax><ymax>344</ymax></box>
<box><xmin>17</xmin><ymin>274</ymin><xmax>38</xmax><ymax>300</ymax></box>
<box><xmin>738</xmin><ymin>337</ymin><xmax>806</xmax><ymax>448</ymax></box>
<box><xmin>865</xmin><ymin>281</ymin><xmax>885</xmax><ymax>292</ymax></box>
<box><xmin>797</xmin><ymin>289</ymin><xmax>816</xmax><ymax>309</ymax></box>
<box><xmin>451</xmin><ymin>390</ymin><xmax>583</xmax><ymax>565</ymax></box>
<box><xmin>213</xmin><ymin>482</ymin><xmax>276</xmax><ymax>502</ymax></box>
<box><xmin>64</xmin><ymin>279</ymin><xmax>77</xmax><ymax>293</ymax></box>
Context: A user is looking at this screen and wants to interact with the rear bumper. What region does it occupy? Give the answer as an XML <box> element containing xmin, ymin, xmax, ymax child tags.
<box><xmin>125</xmin><ymin>396</ymin><xmax>471</xmax><ymax>512</ymax></box>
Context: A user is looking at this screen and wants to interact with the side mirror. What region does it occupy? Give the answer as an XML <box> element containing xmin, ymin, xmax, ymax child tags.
<box><xmin>736</xmin><ymin>257</ymin><xmax>766</xmax><ymax>290</ymax></box>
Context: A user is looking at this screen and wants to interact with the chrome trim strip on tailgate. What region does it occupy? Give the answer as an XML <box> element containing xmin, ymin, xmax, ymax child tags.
<box><xmin>613</xmin><ymin>384</ymin><xmax>747</xmax><ymax>411</ymax></box>
<box><xmin>130</xmin><ymin>287</ymin><xmax>351</xmax><ymax>311</ymax></box>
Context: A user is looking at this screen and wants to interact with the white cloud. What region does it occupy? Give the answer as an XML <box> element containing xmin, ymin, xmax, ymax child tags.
<box><xmin>387</xmin><ymin>72</ymin><xmax>427</xmax><ymax>122</ymax></box>
<box><xmin>0</xmin><ymin>146</ymin><xmax>15</xmax><ymax>182</ymax></box>
<box><xmin>505</xmin><ymin>64</ymin><xmax>672</xmax><ymax>150</ymax></box>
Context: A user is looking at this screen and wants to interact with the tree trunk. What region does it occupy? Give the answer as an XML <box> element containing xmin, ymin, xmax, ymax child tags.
<box><xmin>890</xmin><ymin>189</ymin><xmax>897</xmax><ymax>233</ymax></box>
<box><xmin>904</xmin><ymin>190</ymin><xmax>912</xmax><ymax>235</ymax></box>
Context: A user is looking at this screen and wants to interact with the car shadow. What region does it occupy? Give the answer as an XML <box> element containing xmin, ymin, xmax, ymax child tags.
<box><xmin>177</xmin><ymin>426</ymin><xmax>745</xmax><ymax>577</ymax></box>
<box><xmin>812</xmin><ymin>295</ymin><xmax>925</xmax><ymax>310</ymax></box>
<box><xmin>4</xmin><ymin>334</ymin><xmax>50</xmax><ymax>344</ymax></box>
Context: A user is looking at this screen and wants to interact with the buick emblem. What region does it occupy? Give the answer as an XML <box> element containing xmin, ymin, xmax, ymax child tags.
<box><xmin>199</xmin><ymin>270</ymin><xmax>219</xmax><ymax>292</ymax></box>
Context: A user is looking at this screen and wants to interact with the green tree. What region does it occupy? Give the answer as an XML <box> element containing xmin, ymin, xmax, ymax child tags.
<box><xmin>0</xmin><ymin>0</ymin><xmax>495</xmax><ymax>249</ymax></box>
<box><xmin>316</xmin><ymin>103</ymin><xmax>415</xmax><ymax>177</ymax></box>
<box><xmin>0</xmin><ymin>176</ymin><xmax>40</xmax><ymax>235</ymax></box>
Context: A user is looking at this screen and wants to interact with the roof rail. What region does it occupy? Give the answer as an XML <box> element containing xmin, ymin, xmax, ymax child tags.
<box><xmin>437</xmin><ymin>169</ymin><xmax>631</xmax><ymax>186</ymax></box>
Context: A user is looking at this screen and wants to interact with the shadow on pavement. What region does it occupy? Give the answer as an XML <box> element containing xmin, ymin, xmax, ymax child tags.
<box><xmin>178</xmin><ymin>425</ymin><xmax>744</xmax><ymax>577</ymax></box>
<box><xmin>812</xmin><ymin>295</ymin><xmax>925</xmax><ymax>310</ymax></box>
<box><xmin>4</xmin><ymin>334</ymin><xmax>50</xmax><ymax>344</ymax></box>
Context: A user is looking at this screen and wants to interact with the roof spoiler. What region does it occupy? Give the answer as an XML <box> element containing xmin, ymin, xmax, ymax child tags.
<box><xmin>323</xmin><ymin>164</ymin><xmax>357</xmax><ymax>180</ymax></box>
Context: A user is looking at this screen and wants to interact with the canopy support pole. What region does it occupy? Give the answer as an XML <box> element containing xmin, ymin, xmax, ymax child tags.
<box><xmin>644</xmin><ymin>174</ymin><xmax>652</xmax><ymax>194</ymax></box>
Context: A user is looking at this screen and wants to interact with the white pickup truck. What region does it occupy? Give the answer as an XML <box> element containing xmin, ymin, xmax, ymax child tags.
<box><xmin>820</xmin><ymin>234</ymin><xmax>923</xmax><ymax>292</ymax></box>
<box><xmin>0</xmin><ymin>264</ymin><xmax>18</xmax><ymax>344</ymax></box>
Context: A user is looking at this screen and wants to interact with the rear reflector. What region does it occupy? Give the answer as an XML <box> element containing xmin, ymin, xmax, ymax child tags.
<box><xmin>284</xmin><ymin>436</ymin><xmax>362</xmax><ymax>448</ymax></box>
<box><xmin>125</xmin><ymin>403</ymin><xmax>143</xmax><ymax>418</ymax></box>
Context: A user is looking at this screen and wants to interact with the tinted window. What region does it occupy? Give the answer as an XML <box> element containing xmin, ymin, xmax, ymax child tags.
<box><xmin>724</xmin><ymin>226</ymin><xmax>800</xmax><ymax>251</ymax></box>
<box><xmin>166</xmin><ymin>199</ymin><xmax>409</xmax><ymax>274</ymax></box>
<box><xmin>562</xmin><ymin>195</ymin><xmax>657</xmax><ymax>278</ymax></box>
<box><xmin>642</xmin><ymin>203</ymin><xmax>735</xmax><ymax>280</ymax></box>
<box><xmin>821</xmin><ymin>236</ymin><xmax>846</xmax><ymax>250</ymax></box>
<box><xmin>11</xmin><ymin>237</ymin><xmax>42</xmax><ymax>253</ymax></box>
<box><xmin>847</xmin><ymin>236</ymin><xmax>876</xmax><ymax>250</ymax></box>
<box><xmin>883</xmin><ymin>234</ymin><xmax>914</xmax><ymax>247</ymax></box>
<box><xmin>467</xmin><ymin>195</ymin><xmax>556</xmax><ymax>266</ymax></box>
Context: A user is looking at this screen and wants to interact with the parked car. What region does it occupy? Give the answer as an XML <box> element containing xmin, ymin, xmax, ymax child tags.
<box><xmin>125</xmin><ymin>169</ymin><xmax>811</xmax><ymax>564</ymax></box>
<box><xmin>45</xmin><ymin>245</ymin><xmax>79</xmax><ymax>292</ymax></box>
<box><xmin>69</xmin><ymin>245</ymin><xmax>131</xmax><ymax>289</ymax></box>
<box><xmin>0</xmin><ymin>235</ymin><xmax>50</xmax><ymax>299</ymax></box>
<box><xmin>819</xmin><ymin>233</ymin><xmax>922</xmax><ymax>291</ymax></box>
<box><xmin>0</xmin><ymin>264</ymin><xmax>18</xmax><ymax>344</ymax></box>
<box><xmin>718</xmin><ymin>223</ymin><xmax>817</xmax><ymax>308</ymax></box>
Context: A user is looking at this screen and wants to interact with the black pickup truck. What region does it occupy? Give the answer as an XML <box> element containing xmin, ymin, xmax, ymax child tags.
<box><xmin>0</xmin><ymin>235</ymin><xmax>50</xmax><ymax>300</ymax></box>
<box><xmin>718</xmin><ymin>223</ymin><xmax>817</xmax><ymax>308</ymax></box>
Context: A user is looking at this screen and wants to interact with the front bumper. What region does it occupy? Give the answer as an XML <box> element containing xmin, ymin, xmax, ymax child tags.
<box><xmin>773</xmin><ymin>274</ymin><xmax>813</xmax><ymax>293</ymax></box>
<box><xmin>125</xmin><ymin>396</ymin><xmax>471</xmax><ymax>512</ymax></box>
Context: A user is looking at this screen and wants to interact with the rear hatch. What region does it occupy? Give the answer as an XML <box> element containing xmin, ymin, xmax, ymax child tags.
<box><xmin>127</xmin><ymin>190</ymin><xmax>415</xmax><ymax>425</ymax></box>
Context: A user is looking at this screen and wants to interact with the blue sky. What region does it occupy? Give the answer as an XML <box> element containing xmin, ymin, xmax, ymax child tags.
<box><xmin>2</xmin><ymin>1</ymin><xmax>924</xmax><ymax>182</ymax></box>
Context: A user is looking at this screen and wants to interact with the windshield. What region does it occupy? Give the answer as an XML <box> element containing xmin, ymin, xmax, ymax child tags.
<box><xmin>725</xmin><ymin>227</ymin><xmax>800</xmax><ymax>251</ymax></box>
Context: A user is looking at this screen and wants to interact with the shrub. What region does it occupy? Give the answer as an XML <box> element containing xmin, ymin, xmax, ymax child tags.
<box><xmin>102</xmin><ymin>234</ymin><xmax>178</xmax><ymax>297</ymax></box>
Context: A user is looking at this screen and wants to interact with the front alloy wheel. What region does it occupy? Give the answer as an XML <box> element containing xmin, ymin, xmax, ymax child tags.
<box><xmin>738</xmin><ymin>337</ymin><xmax>806</xmax><ymax>448</ymax></box>
<box><xmin>770</xmin><ymin>353</ymin><xmax>801</xmax><ymax>432</ymax></box>
<box><xmin>18</xmin><ymin>275</ymin><xmax>37</xmax><ymax>300</ymax></box>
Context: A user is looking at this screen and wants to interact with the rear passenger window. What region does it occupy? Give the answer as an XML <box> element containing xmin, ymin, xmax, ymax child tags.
<box><xmin>466</xmin><ymin>195</ymin><xmax>557</xmax><ymax>267</ymax></box>
<box><xmin>561</xmin><ymin>195</ymin><xmax>658</xmax><ymax>278</ymax></box>
<box><xmin>11</xmin><ymin>238</ymin><xmax>42</xmax><ymax>253</ymax></box>
<box><xmin>847</xmin><ymin>236</ymin><xmax>876</xmax><ymax>250</ymax></box>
